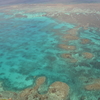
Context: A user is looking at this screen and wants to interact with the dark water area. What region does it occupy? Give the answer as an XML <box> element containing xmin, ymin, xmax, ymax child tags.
<box><xmin>0</xmin><ymin>0</ymin><xmax>100</xmax><ymax>6</ymax></box>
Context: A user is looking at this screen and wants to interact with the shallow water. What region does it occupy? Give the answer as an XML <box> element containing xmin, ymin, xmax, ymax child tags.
<box><xmin>0</xmin><ymin>3</ymin><xmax>100</xmax><ymax>100</ymax></box>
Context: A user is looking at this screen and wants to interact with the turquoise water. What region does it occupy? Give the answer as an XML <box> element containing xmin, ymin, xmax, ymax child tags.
<box><xmin>0</xmin><ymin>11</ymin><xmax>100</xmax><ymax>99</ymax></box>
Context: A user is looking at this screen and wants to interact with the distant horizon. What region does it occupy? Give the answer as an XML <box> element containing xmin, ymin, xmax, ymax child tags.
<box><xmin>0</xmin><ymin>0</ymin><xmax>100</xmax><ymax>6</ymax></box>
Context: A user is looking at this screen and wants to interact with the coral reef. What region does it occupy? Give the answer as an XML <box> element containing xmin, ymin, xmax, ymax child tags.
<box><xmin>36</xmin><ymin>76</ymin><xmax>46</xmax><ymax>86</ymax></box>
<box><xmin>19</xmin><ymin>77</ymin><xmax>70</xmax><ymax>100</ymax></box>
<box><xmin>85</xmin><ymin>79</ymin><xmax>100</xmax><ymax>91</ymax></box>
<box><xmin>63</xmin><ymin>34</ymin><xmax>79</xmax><ymax>40</ymax></box>
<box><xmin>69</xmin><ymin>58</ymin><xmax>78</xmax><ymax>63</ymax></box>
<box><xmin>85</xmin><ymin>83</ymin><xmax>100</xmax><ymax>91</ymax></box>
<box><xmin>48</xmin><ymin>81</ymin><xmax>69</xmax><ymax>100</ymax></box>
<box><xmin>0</xmin><ymin>91</ymin><xmax>18</xmax><ymax>100</ymax></box>
<box><xmin>81</xmin><ymin>39</ymin><xmax>90</xmax><ymax>44</ymax></box>
<box><xmin>82</xmin><ymin>52</ymin><xmax>94</xmax><ymax>59</ymax></box>
<box><xmin>19</xmin><ymin>76</ymin><xmax>46</xmax><ymax>99</ymax></box>
<box><xmin>59</xmin><ymin>44</ymin><xmax>76</xmax><ymax>50</ymax></box>
<box><xmin>61</xmin><ymin>53</ymin><xmax>72</xmax><ymax>59</ymax></box>
<box><xmin>67</xmin><ymin>28</ymin><xmax>78</xmax><ymax>36</ymax></box>
<box><xmin>0</xmin><ymin>77</ymin><xmax>70</xmax><ymax>100</ymax></box>
<box><xmin>61</xmin><ymin>54</ymin><xmax>78</xmax><ymax>63</ymax></box>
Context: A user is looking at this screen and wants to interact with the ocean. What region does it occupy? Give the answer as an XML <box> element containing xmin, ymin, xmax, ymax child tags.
<box><xmin>0</xmin><ymin>1</ymin><xmax>100</xmax><ymax>100</ymax></box>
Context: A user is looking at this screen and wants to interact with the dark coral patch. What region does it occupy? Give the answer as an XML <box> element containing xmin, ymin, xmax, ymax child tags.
<box><xmin>81</xmin><ymin>38</ymin><xmax>90</xmax><ymax>44</ymax></box>
<box><xmin>61</xmin><ymin>53</ymin><xmax>72</xmax><ymax>59</ymax></box>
